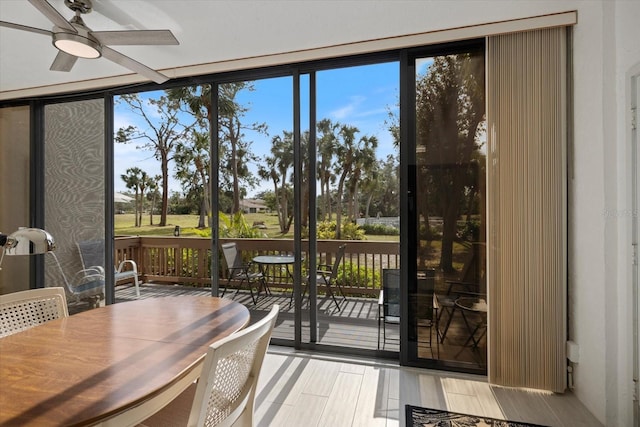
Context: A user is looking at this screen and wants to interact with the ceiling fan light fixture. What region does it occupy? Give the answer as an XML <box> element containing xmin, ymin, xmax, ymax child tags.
<box><xmin>53</xmin><ymin>32</ymin><xmax>101</xmax><ymax>58</ymax></box>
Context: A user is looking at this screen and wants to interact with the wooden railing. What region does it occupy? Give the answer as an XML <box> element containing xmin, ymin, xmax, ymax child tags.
<box><xmin>115</xmin><ymin>237</ymin><xmax>399</xmax><ymax>296</ymax></box>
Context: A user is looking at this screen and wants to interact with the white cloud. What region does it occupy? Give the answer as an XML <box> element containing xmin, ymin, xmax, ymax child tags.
<box><xmin>330</xmin><ymin>95</ymin><xmax>366</xmax><ymax>120</ymax></box>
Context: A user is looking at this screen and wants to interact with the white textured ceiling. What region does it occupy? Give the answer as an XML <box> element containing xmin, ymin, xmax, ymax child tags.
<box><xmin>0</xmin><ymin>0</ymin><xmax>578</xmax><ymax>100</ymax></box>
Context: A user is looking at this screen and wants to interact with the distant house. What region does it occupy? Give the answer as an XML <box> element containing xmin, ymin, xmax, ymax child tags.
<box><xmin>239</xmin><ymin>199</ymin><xmax>268</xmax><ymax>214</ymax></box>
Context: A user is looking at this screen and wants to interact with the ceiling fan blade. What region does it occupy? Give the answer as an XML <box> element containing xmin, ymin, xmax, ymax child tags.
<box><xmin>50</xmin><ymin>51</ymin><xmax>78</xmax><ymax>72</ymax></box>
<box><xmin>27</xmin><ymin>0</ymin><xmax>77</xmax><ymax>33</ymax></box>
<box><xmin>0</xmin><ymin>21</ymin><xmax>51</xmax><ymax>36</ymax></box>
<box><xmin>92</xmin><ymin>30</ymin><xmax>179</xmax><ymax>46</ymax></box>
<box><xmin>101</xmin><ymin>46</ymin><xmax>169</xmax><ymax>84</ymax></box>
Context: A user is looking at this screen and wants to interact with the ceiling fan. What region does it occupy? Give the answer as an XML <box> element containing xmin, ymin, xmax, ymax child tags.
<box><xmin>0</xmin><ymin>0</ymin><xmax>178</xmax><ymax>84</ymax></box>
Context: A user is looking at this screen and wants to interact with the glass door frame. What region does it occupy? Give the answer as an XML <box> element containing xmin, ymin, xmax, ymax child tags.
<box><xmin>399</xmin><ymin>39</ymin><xmax>487</xmax><ymax>374</ymax></box>
<box><xmin>209</xmin><ymin>55</ymin><xmax>401</xmax><ymax>356</ymax></box>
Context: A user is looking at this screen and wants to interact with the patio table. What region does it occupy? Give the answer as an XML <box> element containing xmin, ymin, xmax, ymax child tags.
<box><xmin>253</xmin><ymin>255</ymin><xmax>299</xmax><ymax>304</ymax></box>
<box><xmin>455</xmin><ymin>296</ymin><xmax>488</xmax><ymax>349</ymax></box>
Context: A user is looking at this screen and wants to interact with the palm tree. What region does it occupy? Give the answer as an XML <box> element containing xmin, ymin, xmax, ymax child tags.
<box><xmin>258</xmin><ymin>132</ymin><xmax>294</xmax><ymax>233</ymax></box>
<box><xmin>316</xmin><ymin>119</ymin><xmax>339</xmax><ymax>220</ymax></box>
<box><xmin>121</xmin><ymin>167</ymin><xmax>143</xmax><ymax>227</ymax></box>
<box><xmin>333</xmin><ymin>125</ymin><xmax>377</xmax><ymax>239</ymax></box>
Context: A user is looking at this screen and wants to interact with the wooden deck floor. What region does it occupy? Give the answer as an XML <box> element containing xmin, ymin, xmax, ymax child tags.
<box><xmin>69</xmin><ymin>282</ymin><xmax>486</xmax><ymax>370</ymax></box>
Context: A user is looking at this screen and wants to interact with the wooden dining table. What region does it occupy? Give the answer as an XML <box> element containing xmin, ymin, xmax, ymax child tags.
<box><xmin>0</xmin><ymin>295</ymin><xmax>250</xmax><ymax>426</ymax></box>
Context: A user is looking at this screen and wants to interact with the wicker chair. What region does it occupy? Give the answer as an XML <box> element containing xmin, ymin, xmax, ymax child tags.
<box><xmin>140</xmin><ymin>305</ymin><xmax>279</xmax><ymax>427</ymax></box>
<box><xmin>0</xmin><ymin>287</ymin><xmax>68</xmax><ymax>338</ymax></box>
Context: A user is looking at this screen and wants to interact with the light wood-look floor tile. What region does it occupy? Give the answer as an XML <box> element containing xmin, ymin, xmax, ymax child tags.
<box><xmin>256</xmin><ymin>346</ymin><xmax>603</xmax><ymax>427</ymax></box>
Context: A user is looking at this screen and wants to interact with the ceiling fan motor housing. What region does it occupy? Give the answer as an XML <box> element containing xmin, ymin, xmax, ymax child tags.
<box><xmin>64</xmin><ymin>0</ymin><xmax>93</xmax><ymax>15</ymax></box>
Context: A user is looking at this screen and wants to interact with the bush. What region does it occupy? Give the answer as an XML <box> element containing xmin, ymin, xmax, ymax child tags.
<box><xmin>317</xmin><ymin>220</ymin><xmax>365</xmax><ymax>240</ymax></box>
<box><xmin>458</xmin><ymin>219</ymin><xmax>480</xmax><ymax>241</ymax></box>
<box><xmin>219</xmin><ymin>211</ymin><xmax>267</xmax><ymax>238</ymax></box>
<box><xmin>336</xmin><ymin>261</ymin><xmax>380</xmax><ymax>288</ymax></box>
<box><xmin>360</xmin><ymin>223</ymin><xmax>399</xmax><ymax>236</ymax></box>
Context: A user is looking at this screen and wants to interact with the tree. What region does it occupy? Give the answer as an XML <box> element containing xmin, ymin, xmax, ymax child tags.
<box><xmin>345</xmin><ymin>134</ymin><xmax>378</xmax><ymax>221</ymax></box>
<box><xmin>333</xmin><ymin>125</ymin><xmax>378</xmax><ymax>239</ymax></box>
<box><xmin>167</xmin><ymin>83</ymin><xmax>266</xmax><ymax>218</ymax></box>
<box><xmin>115</xmin><ymin>92</ymin><xmax>197</xmax><ymax>226</ymax></box>
<box><xmin>415</xmin><ymin>52</ymin><xmax>485</xmax><ymax>272</ymax></box>
<box><xmin>121</xmin><ymin>167</ymin><xmax>143</xmax><ymax>227</ymax></box>
<box><xmin>174</xmin><ymin>129</ymin><xmax>211</xmax><ymax>228</ymax></box>
<box><xmin>258</xmin><ymin>132</ymin><xmax>294</xmax><ymax>233</ymax></box>
<box><xmin>316</xmin><ymin>119</ymin><xmax>339</xmax><ymax>220</ymax></box>
<box><xmin>218</xmin><ymin>83</ymin><xmax>266</xmax><ymax>213</ymax></box>
<box><xmin>147</xmin><ymin>175</ymin><xmax>162</xmax><ymax>225</ymax></box>
<box><xmin>366</xmin><ymin>155</ymin><xmax>400</xmax><ymax>217</ymax></box>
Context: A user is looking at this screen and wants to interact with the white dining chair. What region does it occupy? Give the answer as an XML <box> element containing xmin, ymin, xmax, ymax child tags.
<box><xmin>0</xmin><ymin>287</ymin><xmax>68</xmax><ymax>338</ymax></box>
<box><xmin>139</xmin><ymin>304</ymin><xmax>279</xmax><ymax>427</ymax></box>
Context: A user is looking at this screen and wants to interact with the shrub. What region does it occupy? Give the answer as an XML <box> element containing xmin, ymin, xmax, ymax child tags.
<box><xmin>219</xmin><ymin>211</ymin><xmax>267</xmax><ymax>238</ymax></box>
<box><xmin>360</xmin><ymin>223</ymin><xmax>399</xmax><ymax>236</ymax></box>
<box><xmin>317</xmin><ymin>220</ymin><xmax>365</xmax><ymax>240</ymax></box>
<box><xmin>336</xmin><ymin>261</ymin><xmax>380</xmax><ymax>288</ymax></box>
<box><xmin>459</xmin><ymin>219</ymin><xmax>480</xmax><ymax>241</ymax></box>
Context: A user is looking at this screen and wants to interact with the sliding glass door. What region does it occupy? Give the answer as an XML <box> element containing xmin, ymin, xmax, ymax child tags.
<box><xmin>43</xmin><ymin>98</ymin><xmax>107</xmax><ymax>306</ymax></box>
<box><xmin>403</xmin><ymin>41</ymin><xmax>487</xmax><ymax>372</ymax></box>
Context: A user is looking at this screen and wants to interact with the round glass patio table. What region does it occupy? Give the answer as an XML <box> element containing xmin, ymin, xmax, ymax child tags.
<box><xmin>252</xmin><ymin>255</ymin><xmax>296</xmax><ymax>265</ymax></box>
<box><xmin>252</xmin><ymin>255</ymin><xmax>298</xmax><ymax>300</ymax></box>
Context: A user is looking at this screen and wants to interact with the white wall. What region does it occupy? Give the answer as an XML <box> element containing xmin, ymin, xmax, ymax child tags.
<box><xmin>612</xmin><ymin>2</ymin><xmax>640</xmax><ymax>427</ymax></box>
<box><xmin>569</xmin><ymin>4</ymin><xmax>608</xmax><ymax>423</ymax></box>
<box><xmin>569</xmin><ymin>1</ymin><xmax>640</xmax><ymax>425</ymax></box>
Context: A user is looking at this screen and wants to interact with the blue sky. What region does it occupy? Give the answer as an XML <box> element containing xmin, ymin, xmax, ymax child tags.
<box><xmin>114</xmin><ymin>61</ymin><xmax>399</xmax><ymax>197</ymax></box>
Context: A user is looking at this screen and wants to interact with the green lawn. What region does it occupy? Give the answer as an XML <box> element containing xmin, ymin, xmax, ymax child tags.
<box><xmin>115</xmin><ymin>213</ymin><xmax>400</xmax><ymax>241</ymax></box>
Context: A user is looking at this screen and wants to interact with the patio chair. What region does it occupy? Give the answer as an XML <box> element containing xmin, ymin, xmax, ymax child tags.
<box><xmin>435</xmin><ymin>245</ymin><xmax>485</xmax><ymax>344</ymax></box>
<box><xmin>49</xmin><ymin>252</ymin><xmax>105</xmax><ymax>309</ymax></box>
<box><xmin>220</xmin><ymin>242</ymin><xmax>265</xmax><ymax>305</ymax></box>
<box><xmin>378</xmin><ymin>268</ymin><xmax>400</xmax><ymax>349</ymax></box>
<box><xmin>77</xmin><ymin>239</ymin><xmax>140</xmax><ymax>298</ymax></box>
<box><xmin>302</xmin><ymin>244</ymin><xmax>348</xmax><ymax>312</ymax></box>
<box><xmin>416</xmin><ymin>269</ymin><xmax>437</xmax><ymax>356</ymax></box>
<box><xmin>0</xmin><ymin>287</ymin><xmax>68</xmax><ymax>338</ymax></box>
<box><xmin>139</xmin><ymin>305</ymin><xmax>279</xmax><ymax>427</ymax></box>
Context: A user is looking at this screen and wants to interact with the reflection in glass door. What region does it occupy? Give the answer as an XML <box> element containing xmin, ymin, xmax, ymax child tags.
<box><xmin>406</xmin><ymin>43</ymin><xmax>487</xmax><ymax>372</ymax></box>
<box><xmin>44</xmin><ymin>99</ymin><xmax>106</xmax><ymax>303</ymax></box>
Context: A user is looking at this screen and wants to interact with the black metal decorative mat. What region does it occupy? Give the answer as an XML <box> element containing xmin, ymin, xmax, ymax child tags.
<box><xmin>406</xmin><ymin>405</ymin><xmax>549</xmax><ymax>427</ymax></box>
